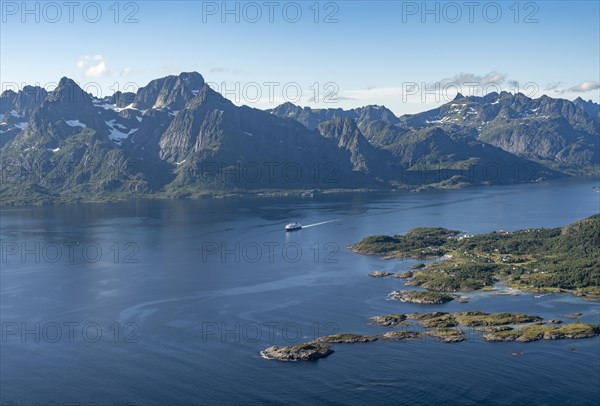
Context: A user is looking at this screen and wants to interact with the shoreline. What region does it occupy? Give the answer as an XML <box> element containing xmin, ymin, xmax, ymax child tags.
<box><xmin>349</xmin><ymin>215</ymin><xmax>600</xmax><ymax>300</ymax></box>
<box><xmin>4</xmin><ymin>175</ymin><xmax>599</xmax><ymax>208</ymax></box>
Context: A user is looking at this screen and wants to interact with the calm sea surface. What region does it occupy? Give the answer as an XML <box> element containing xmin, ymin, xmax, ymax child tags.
<box><xmin>1</xmin><ymin>177</ymin><xmax>599</xmax><ymax>405</ymax></box>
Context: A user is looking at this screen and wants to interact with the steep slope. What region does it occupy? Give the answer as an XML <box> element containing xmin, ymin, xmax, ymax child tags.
<box><xmin>1</xmin><ymin>78</ymin><xmax>152</xmax><ymax>202</ymax></box>
<box><xmin>158</xmin><ymin>86</ymin><xmax>380</xmax><ymax>193</ymax></box>
<box><xmin>316</xmin><ymin>117</ymin><xmax>399</xmax><ymax>175</ymax></box>
<box><xmin>1</xmin><ymin>72</ymin><xmax>589</xmax><ymax>205</ymax></box>
<box><xmin>385</xmin><ymin>126</ymin><xmax>558</xmax><ymax>185</ymax></box>
<box><xmin>274</xmin><ymin>93</ymin><xmax>599</xmax><ymax>174</ymax></box>
<box><xmin>1</xmin><ymin>86</ymin><xmax>48</xmax><ymax>147</ymax></box>
<box><xmin>268</xmin><ymin>103</ymin><xmax>406</xmax><ymax>147</ymax></box>
<box><xmin>574</xmin><ymin>97</ymin><xmax>600</xmax><ymax>123</ymax></box>
<box><xmin>400</xmin><ymin>92</ymin><xmax>599</xmax><ymax>173</ymax></box>
<box><xmin>133</xmin><ymin>71</ymin><xmax>205</xmax><ymax>110</ymax></box>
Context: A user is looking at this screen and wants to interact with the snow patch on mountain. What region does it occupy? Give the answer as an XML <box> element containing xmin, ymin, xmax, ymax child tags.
<box><xmin>105</xmin><ymin>119</ymin><xmax>138</xmax><ymax>143</ymax></box>
<box><xmin>95</xmin><ymin>102</ymin><xmax>142</xmax><ymax>113</ymax></box>
<box><xmin>65</xmin><ymin>119</ymin><xmax>87</xmax><ymax>128</ymax></box>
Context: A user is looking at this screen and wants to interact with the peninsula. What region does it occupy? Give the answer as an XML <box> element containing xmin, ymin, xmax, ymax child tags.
<box><xmin>349</xmin><ymin>215</ymin><xmax>600</xmax><ymax>298</ymax></box>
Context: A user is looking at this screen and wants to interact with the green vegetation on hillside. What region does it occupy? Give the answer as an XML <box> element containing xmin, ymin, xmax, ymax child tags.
<box><xmin>390</xmin><ymin>290</ymin><xmax>456</xmax><ymax>304</ymax></box>
<box><xmin>453</xmin><ymin>311</ymin><xmax>542</xmax><ymax>326</ymax></box>
<box><xmin>351</xmin><ymin>215</ymin><xmax>600</xmax><ymax>297</ymax></box>
<box><xmin>349</xmin><ymin>227</ymin><xmax>459</xmax><ymax>258</ymax></box>
<box><xmin>483</xmin><ymin>322</ymin><xmax>600</xmax><ymax>342</ymax></box>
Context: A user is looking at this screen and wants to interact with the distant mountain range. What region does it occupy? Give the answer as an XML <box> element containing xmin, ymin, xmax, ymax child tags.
<box><xmin>1</xmin><ymin>72</ymin><xmax>598</xmax><ymax>205</ymax></box>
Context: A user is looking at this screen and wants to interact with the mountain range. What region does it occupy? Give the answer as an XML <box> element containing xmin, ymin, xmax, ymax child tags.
<box><xmin>1</xmin><ymin>72</ymin><xmax>598</xmax><ymax>205</ymax></box>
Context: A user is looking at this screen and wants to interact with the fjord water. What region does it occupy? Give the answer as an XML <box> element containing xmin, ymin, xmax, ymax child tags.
<box><xmin>1</xmin><ymin>178</ymin><xmax>599</xmax><ymax>405</ymax></box>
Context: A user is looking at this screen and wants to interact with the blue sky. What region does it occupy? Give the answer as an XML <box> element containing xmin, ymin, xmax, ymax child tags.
<box><xmin>1</xmin><ymin>0</ymin><xmax>599</xmax><ymax>114</ymax></box>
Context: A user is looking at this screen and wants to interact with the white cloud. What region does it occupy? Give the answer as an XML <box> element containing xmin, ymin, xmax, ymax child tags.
<box><xmin>567</xmin><ymin>81</ymin><xmax>600</xmax><ymax>93</ymax></box>
<box><xmin>77</xmin><ymin>55</ymin><xmax>109</xmax><ymax>77</ymax></box>
<box><xmin>343</xmin><ymin>72</ymin><xmax>513</xmax><ymax>106</ymax></box>
<box><xmin>85</xmin><ymin>61</ymin><xmax>108</xmax><ymax>77</ymax></box>
<box><xmin>304</xmin><ymin>93</ymin><xmax>355</xmax><ymax>103</ymax></box>
<box><xmin>346</xmin><ymin>86</ymin><xmax>406</xmax><ymax>98</ymax></box>
<box><xmin>207</xmin><ymin>66</ymin><xmax>246</xmax><ymax>75</ymax></box>
<box><xmin>544</xmin><ymin>81</ymin><xmax>562</xmax><ymax>91</ymax></box>
<box><xmin>120</xmin><ymin>67</ymin><xmax>133</xmax><ymax>76</ymax></box>
<box><xmin>434</xmin><ymin>71</ymin><xmax>507</xmax><ymax>88</ymax></box>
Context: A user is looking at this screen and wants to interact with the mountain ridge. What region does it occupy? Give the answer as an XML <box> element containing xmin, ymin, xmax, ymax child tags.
<box><xmin>1</xmin><ymin>72</ymin><xmax>597</xmax><ymax>205</ymax></box>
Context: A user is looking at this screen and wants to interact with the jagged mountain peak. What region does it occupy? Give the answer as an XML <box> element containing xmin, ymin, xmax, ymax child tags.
<box><xmin>57</xmin><ymin>76</ymin><xmax>77</xmax><ymax>86</ymax></box>
<box><xmin>573</xmin><ymin>96</ymin><xmax>596</xmax><ymax>105</ymax></box>
<box><xmin>453</xmin><ymin>92</ymin><xmax>465</xmax><ymax>101</ymax></box>
<box><xmin>47</xmin><ymin>77</ymin><xmax>92</xmax><ymax>105</ymax></box>
<box><xmin>317</xmin><ymin>116</ymin><xmax>359</xmax><ymax>136</ymax></box>
<box><xmin>133</xmin><ymin>71</ymin><xmax>205</xmax><ymax>110</ymax></box>
<box><xmin>278</xmin><ymin>101</ymin><xmax>299</xmax><ymax>109</ymax></box>
<box><xmin>1</xmin><ymin>72</ymin><xmax>597</xmax><ymax>205</ymax></box>
<box><xmin>1</xmin><ymin>89</ymin><xmax>17</xmax><ymax>97</ymax></box>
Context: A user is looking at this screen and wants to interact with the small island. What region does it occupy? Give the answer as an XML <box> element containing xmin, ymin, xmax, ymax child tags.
<box><xmin>418</xmin><ymin>313</ymin><xmax>457</xmax><ymax>328</ymax></box>
<box><xmin>425</xmin><ymin>328</ymin><xmax>466</xmax><ymax>343</ymax></box>
<box><xmin>261</xmin><ymin>312</ymin><xmax>600</xmax><ymax>361</ymax></box>
<box><xmin>374</xmin><ymin>311</ymin><xmax>546</xmax><ymax>329</ymax></box>
<box><xmin>261</xmin><ymin>342</ymin><xmax>334</xmax><ymax>361</ymax></box>
<box><xmin>453</xmin><ymin>311</ymin><xmax>542</xmax><ymax>326</ymax></box>
<box><xmin>370</xmin><ymin>314</ymin><xmax>407</xmax><ymax>326</ymax></box>
<box><xmin>390</xmin><ymin>290</ymin><xmax>456</xmax><ymax>304</ymax></box>
<box><xmin>379</xmin><ymin>331</ymin><xmax>421</xmax><ymax>340</ymax></box>
<box><xmin>483</xmin><ymin>323</ymin><xmax>600</xmax><ymax>342</ymax></box>
<box><xmin>316</xmin><ymin>333</ymin><xmax>378</xmax><ymax>343</ymax></box>
<box><xmin>368</xmin><ymin>271</ymin><xmax>394</xmax><ymax>278</ymax></box>
<box><xmin>263</xmin><ymin>215</ymin><xmax>600</xmax><ymax>362</ymax></box>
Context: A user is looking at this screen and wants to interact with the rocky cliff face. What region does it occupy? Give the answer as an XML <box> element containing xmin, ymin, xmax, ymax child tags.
<box><xmin>1</xmin><ymin>71</ymin><xmax>595</xmax><ymax>205</ymax></box>
<box><xmin>574</xmin><ymin>97</ymin><xmax>600</xmax><ymax>123</ymax></box>
<box><xmin>272</xmin><ymin>91</ymin><xmax>599</xmax><ymax>174</ymax></box>
<box><xmin>1</xmin><ymin>86</ymin><xmax>49</xmax><ymax>147</ymax></box>
<box><xmin>157</xmin><ymin>86</ymin><xmax>376</xmax><ymax>191</ymax></box>
<box><xmin>133</xmin><ymin>71</ymin><xmax>205</xmax><ymax>110</ymax></box>
<box><xmin>316</xmin><ymin>117</ymin><xmax>396</xmax><ymax>174</ymax></box>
